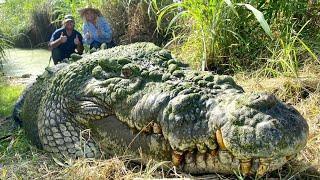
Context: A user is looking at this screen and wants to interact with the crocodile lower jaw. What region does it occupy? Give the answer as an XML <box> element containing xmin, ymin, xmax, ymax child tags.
<box><xmin>91</xmin><ymin>116</ymin><xmax>295</xmax><ymax>176</ymax></box>
<box><xmin>172</xmin><ymin>129</ymin><xmax>295</xmax><ymax>176</ymax></box>
<box><xmin>175</xmin><ymin>149</ymin><xmax>294</xmax><ymax>176</ymax></box>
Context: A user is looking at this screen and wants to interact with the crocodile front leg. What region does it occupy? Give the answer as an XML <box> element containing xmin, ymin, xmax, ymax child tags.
<box><xmin>37</xmin><ymin>95</ymin><xmax>103</xmax><ymax>158</ymax></box>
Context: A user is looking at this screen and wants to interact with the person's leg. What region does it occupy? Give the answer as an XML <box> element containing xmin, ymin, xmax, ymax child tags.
<box><xmin>107</xmin><ymin>40</ymin><xmax>116</xmax><ymax>48</ymax></box>
<box><xmin>90</xmin><ymin>41</ymin><xmax>101</xmax><ymax>49</ymax></box>
<box><xmin>51</xmin><ymin>48</ymin><xmax>63</xmax><ymax>65</ymax></box>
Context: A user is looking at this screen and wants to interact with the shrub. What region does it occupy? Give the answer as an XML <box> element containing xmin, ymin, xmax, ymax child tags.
<box><xmin>154</xmin><ymin>0</ymin><xmax>320</xmax><ymax>74</ymax></box>
<box><xmin>0</xmin><ymin>0</ymin><xmax>50</xmax><ymax>48</ymax></box>
<box><xmin>101</xmin><ymin>0</ymin><xmax>171</xmax><ymax>45</ymax></box>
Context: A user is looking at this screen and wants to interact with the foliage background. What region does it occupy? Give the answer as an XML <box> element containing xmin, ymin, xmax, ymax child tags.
<box><xmin>0</xmin><ymin>0</ymin><xmax>169</xmax><ymax>49</ymax></box>
<box><xmin>2</xmin><ymin>0</ymin><xmax>318</xmax><ymax>76</ymax></box>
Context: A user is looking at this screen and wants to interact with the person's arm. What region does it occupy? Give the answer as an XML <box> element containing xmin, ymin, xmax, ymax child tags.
<box><xmin>49</xmin><ymin>32</ymin><xmax>67</xmax><ymax>49</ymax></box>
<box><xmin>76</xmin><ymin>43</ymin><xmax>84</xmax><ymax>54</ymax></box>
<box><xmin>83</xmin><ymin>23</ymin><xmax>93</xmax><ymax>45</ymax></box>
<box><xmin>75</xmin><ymin>33</ymin><xmax>84</xmax><ymax>54</ymax></box>
<box><xmin>99</xmin><ymin>17</ymin><xmax>113</xmax><ymax>43</ymax></box>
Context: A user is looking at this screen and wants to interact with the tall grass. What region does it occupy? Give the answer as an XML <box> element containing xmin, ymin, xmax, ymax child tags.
<box><xmin>261</xmin><ymin>20</ymin><xmax>318</xmax><ymax>78</ymax></box>
<box><xmin>0</xmin><ymin>35</ymin><xmax>11</xmax><ymax>68</ymax></box>
<box><xmin>0</xmin><ymin>0</ymin><xmax>56</xmax><ymax>48</ymax></box>
<box><xmin>0</xmin><ymin>0</ymin><xmax>44</xmax><ymax>36</ymax></box>
<box><xmin>154</xmin><ymin>0</ymin><xmax>272</xmax><ymax>71</ymax></box>
<box><xmin>152</xmin><ymin>0</ymin><xmax>319</xmax><ymax>74</ymax></box>
<box><xmin>0</xmin><ymin>0</ymin><xmax>44</xmax><ymax>38</ymax></box>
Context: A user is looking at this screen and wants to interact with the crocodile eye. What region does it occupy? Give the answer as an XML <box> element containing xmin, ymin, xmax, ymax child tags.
<box><xmin>121</xmin><ymin>63</ymin><xmax>141</xmax><ymax>78</ymax></box>
<box><xmin>92</xmin><ymin>66</ymin><xmax>105</xmax><ymax>79</ymax></box>
<box><xmin>121</xmin><ymin>67</ymin><xmax>132</xmax><ymax>78</ymax></box>
<box><xmin>98</xmin><ymin>58</ymin><xmax>122</xmax><ymax>73</ymax></box>
<box><xmin>92</xmin><ymin>65</ymin><xmax>117</xmax><ymax>80</ymax></box>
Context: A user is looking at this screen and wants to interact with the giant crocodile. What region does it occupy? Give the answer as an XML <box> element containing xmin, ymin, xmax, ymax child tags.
<box><xmin>14</xmin><ymin>42</ymin><xmax>309</xmax><ymax>176</ymax></box>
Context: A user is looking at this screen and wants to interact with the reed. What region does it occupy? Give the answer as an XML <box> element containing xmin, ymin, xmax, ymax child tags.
<box><xmin>0</xmin><ymin>35</ymin><xmax>11</xmax><ymax>68</ymax></box>
<box><xmin>154</xmin><ymin>0</ymin><xmax>272</xmax><ymax>71</ymax></box>
<box><xmin>261</xmin><ymin>21</ymin><xmax>318</xmax><ymax>78</ymax></box>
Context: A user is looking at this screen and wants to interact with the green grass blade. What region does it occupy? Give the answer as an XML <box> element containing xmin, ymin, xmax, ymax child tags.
<box><xmin>224</xmin><ymin>0</ymin><xmax>238</xmax><ymax>16</ymax></box>
<box><xmin>297</xmin><ymin>37</ymin><xmax>319</xmax><ymax>64</ymax></box>
<box><xmin>291</xmin><ymin>20</ymin><xmax>310</xmax><ymax>45</ymax></box>
<box><xmin>238</xmin><ymin>3</ymin><xmax>273</xmax><ymax>38</ymax></box>
<box><xmin>166</xmin><ymin>10</ymin><xmax>188</xmax><ymax>35</ymax></box>
<box><xmin>156</xmin><ymin>3</ymin><xmax>180</xmax><ymax>31</ymax></box>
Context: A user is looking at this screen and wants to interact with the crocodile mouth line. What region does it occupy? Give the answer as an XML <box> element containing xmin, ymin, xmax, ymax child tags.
<box><xmin>170</xmin><ymin>128</ymin><xmax>295</xmax><ymax>176</ymax></box>
<box><xmin>95</xmin><ymin>116</ymin><xmax>295</xmax><ymax>176</ymax></box>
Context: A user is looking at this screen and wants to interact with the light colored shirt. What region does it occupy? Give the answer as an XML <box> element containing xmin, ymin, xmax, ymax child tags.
<box><xmin>83</xmin><ymin>16</ymin><xmax>112</xmax><ymax>45</ymax></box>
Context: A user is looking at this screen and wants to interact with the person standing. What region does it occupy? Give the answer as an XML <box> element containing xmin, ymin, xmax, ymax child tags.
<box><xmin>49</xmin><ymin>14</ymin><xmax>84</xmax><ymax>65</ymax></box>
<box><xmin>79</xmin><ymin>6</ymin><xmax>115</xmax><ymax>49</ymax></box>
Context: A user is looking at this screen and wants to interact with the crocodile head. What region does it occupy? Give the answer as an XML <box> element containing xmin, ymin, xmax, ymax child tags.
<box><xmin>78</xmin><ymin>43</ymin><xmax>308</xmax><ymax>176</ymax></box>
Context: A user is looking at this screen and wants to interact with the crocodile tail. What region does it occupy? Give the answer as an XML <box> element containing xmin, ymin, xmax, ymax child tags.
<box><xmin>12</xmin><ymin>81</ymin><xmax>36</xmax><ymax>125</ymax></box>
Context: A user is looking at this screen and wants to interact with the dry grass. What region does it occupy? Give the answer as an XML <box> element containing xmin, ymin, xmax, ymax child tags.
<box><xmin>0</xmin><ymin>124</ymin><xmax>191</xmax><ymax>179</ymax></box>
<box><xmin>101</xmin><ymin>1</ymin><xmax>167</xmax><ymax>46</ymax></box>
<box><xmin>100</xmin><ymin>0</ymin><xmax>128</xmax><ymax>45</ymax></box>
<box><xmin>57</xmin><ymin>157</ymin><xmax>192</xmax><ymax>179</ymax></box>
<box><xmin>126</xmin><ymin>2</ymin><xmax>157</xmax><ymax>44</ymax></box>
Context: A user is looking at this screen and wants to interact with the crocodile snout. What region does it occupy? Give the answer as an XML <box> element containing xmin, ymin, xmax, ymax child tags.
<box><xmin>206</xmin><ymin>93</ymin><xmax>309</xmax><ymax>176</ymax></box>
<box><xmin>244</xmin><ymin>93</ymin><xmax>278</xmax><ymax>110</ymax></box>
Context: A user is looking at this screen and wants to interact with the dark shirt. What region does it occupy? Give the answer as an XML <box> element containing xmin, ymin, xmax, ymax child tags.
<box><xmin>50</xmin><ymin>27</ymin><xmax>83</xmax><ymax>60</ymax></box>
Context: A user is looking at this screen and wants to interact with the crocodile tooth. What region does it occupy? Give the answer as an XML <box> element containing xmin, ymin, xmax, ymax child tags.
<box><xmin>196</xmin><ymin>153</ymin><xmax>206</xmax><ymax>169</ymax></box>
<box><xmin>216</xmin><ymin>129</ymin><xmax>227</xmax><ymax>150</ymax></box>
<box><xmin>240</xmin><ymin>159</ymin><xmax>252</xmax><ymax>176</ymax></box>
<box><xmin>257</xmin><ymin>158</ymin><xmax>270</xmax><ymax>177</ymax></box>
<box><xmin>153</xmin><ymin>123</ymin><xmax>162</xmax><ymax>134</ymax></box>
<box><xmin>196</xmin><ymin>143</ymin><xmax>207</xmax><ymax>154</ymax></box>
<box><xmin>172</xmin><ymin>151</ymin><xmax>184</xmax><ymax>166</ymax></box>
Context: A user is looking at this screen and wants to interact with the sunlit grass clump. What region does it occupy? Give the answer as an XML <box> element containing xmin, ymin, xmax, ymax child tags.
<box><xmin>0</xmin><ymin>82</ymin><xmax>24</xmax><ymax>117</ymax></box>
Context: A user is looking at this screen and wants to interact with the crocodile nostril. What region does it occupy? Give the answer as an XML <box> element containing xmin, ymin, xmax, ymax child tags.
<box><xmin>246</xmin><ymin>93</ymin><xmax>278</xmax><ymax>110</ymax></box>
